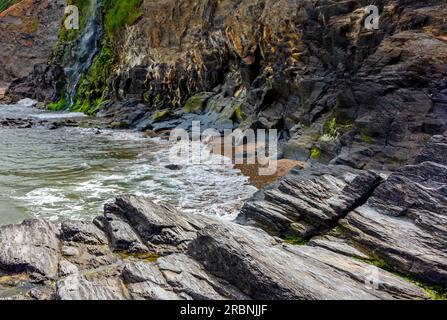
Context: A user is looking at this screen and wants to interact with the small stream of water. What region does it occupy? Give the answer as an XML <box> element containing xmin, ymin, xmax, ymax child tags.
<box><xmin>64</xmin><ymin>0</ymin><xmax>103</xmax><ymax>107</ymax></box>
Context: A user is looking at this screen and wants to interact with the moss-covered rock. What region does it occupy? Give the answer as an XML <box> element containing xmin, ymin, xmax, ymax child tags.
<box><xmin>150</xmin><ymin>109</ymin><xmax>170</xmax><ymax>122</ymax></box>
<box><xmin>183</xmin><ymin>93</ymin><xmax>212</xmax><ymax>114</ymax></box>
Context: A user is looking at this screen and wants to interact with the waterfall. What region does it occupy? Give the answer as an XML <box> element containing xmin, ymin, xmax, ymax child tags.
<box><xmin>64</xmin><ymin>0</ymin><xmax>104</xmax><ymax>107</ymax></box>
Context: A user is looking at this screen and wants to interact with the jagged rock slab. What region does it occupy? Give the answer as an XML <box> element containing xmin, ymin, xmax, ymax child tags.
<box><xmin>56</xmin><ymin>268</ymin><xmax>127</xmax><ymax>300</ymax></box>
<box><xmin>308</xmin><ymin>229</ymin><xmax>370</xmax><ymax>260</ymax></box>
<box><xmin>237</xmin><ymin>164</ymin><xmax>381</xmax><ymax>238</ymax></box>
<box><xmin>0</xmin><ymin>219</ymin><xmax>60</xmax><ymax>279</ymax></box>
<box><xmin>157</xmin><ymin>254</ymin><xmax>248</xmax><ymax>300</ymax></box>
<box><xmin>0</xmin><ymin>193</ymin><xmax>436</xmax><ymax>300</ymax></box>
<box><xmin>61</xmin><ymin>220</ymin><xmax>108</xmax><ymax>245</ymax></box>
<box><xmin>103</xmin><ymin>202</ymin><xmax>150</xmax><ymax>253</ymax></box>
<box><xmin>104</xmin><ymin>195</ymin><xmax>214</xmax><ymax>254</ymax></box>
<box><xmin>340</xmin><ymin>133</ymin><xmax>447</xmax><ymax>284</ymax></box>
<box><xmin>189</xmin><ymin>222</ymin><xmax>427</xmax><ymax>300</ymax></box>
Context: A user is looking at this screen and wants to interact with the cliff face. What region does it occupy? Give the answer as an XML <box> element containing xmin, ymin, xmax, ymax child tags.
<box><xmin>0</xmin><ymin>0</ymin><xmax>66</xmax><ymax>89</ymax></box>
<box><xmin>4</xmin><ymin>0</ymin><xmax>447</xmax><ymax>169</ymax></box>
<box><xmin>104</xmin><ymin>0</ymin><xmax>447</xmax><ymax>170</ymax></box>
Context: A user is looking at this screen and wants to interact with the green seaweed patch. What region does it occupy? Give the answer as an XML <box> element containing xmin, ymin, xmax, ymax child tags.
<box><xmin>109</xmin><ymin>121</ymin><xmax>129</xmax><ymax>129</ymax></box>
<box><xmin>310</xmin><ymin>147</ymin><xmax>321</xmax><ymax>159</ymax></box>
<box><xmin>232</xmin><ymin>104</ymin><xmax>247</xmax><ymax>123</ymax></box>
<box><xmin>324</xmin><ymin>116</ymin><xmax>354</xmax><ymax>139</ymax></box>
<box><xmin>0</xmin><ymin>274</ymin><xmax>30</xmax><ymax>288</ymax></box>
<box><xmin>118</xmin><ymin>251</ymin><xmax>159</xmax><ymax>263</ymax></box>
<box><xmin>183</xmin><ymin>95</ymin><xmax>208</xmax><ymax>114</ymax></box>
<box><xmin>48</xmin><ymin>97</ymin><xmax>68</xmax><ymax>111</ymax></box>
<box><xmin>283</xmin><ymin>236</ymin><xmax>309</xmax><ymax>246</ymax></box>
<box><xmin>325</xmin><ymin>117</ymin><xmax>338</xmax><ymax>137</ymax></box>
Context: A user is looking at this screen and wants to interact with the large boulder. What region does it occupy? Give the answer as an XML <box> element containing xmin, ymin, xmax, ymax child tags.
<box><xmin>339</xmin><ymin>132</ymin><xmax>447</xmax><ymax>284</ymax></box>
<box><xmin>237</xmin><ymin>164</ymin><xmax>382</xmax><ymax>238</ymax></box>
<box><xmin>0</xmin><ymin>219</ymin><xmax>60</xmax><ymax>279</ymax></box>
<box><xmin>189</xmin><ymin>223</ymin><xmax>427</xmax><ymax>300</ymax></box>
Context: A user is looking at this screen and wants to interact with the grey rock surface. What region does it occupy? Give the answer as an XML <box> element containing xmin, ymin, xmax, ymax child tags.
<box><xmin>0</xmin><ymin>219</ymin><xmax>60</xmax><ymax>279</ymax></box>
<box><xmin>238</xmin><ymin>164</ymin><xmax>381</xmax><ymax>238</ymax></box>
<box><xmin>189</xmin><ymin>223</ymin><xmax>427</xmax><ymax>300</ymax></box>
<box><xmin>61</xmin><ymin>220</ymin><xmax>108</xmax><ymax>245</ymax></box>
<box><xmin>0</xmin><ymin>194</ymin><xmax>432</xmax><ymax>300</ymax></box>
<box><xmin>339</xmin><ymin>133</ymin><xmax>447</xmax><ymax>284</ymax></box>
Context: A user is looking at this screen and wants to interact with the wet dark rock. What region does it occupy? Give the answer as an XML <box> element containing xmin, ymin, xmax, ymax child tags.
<box><xmin>238</xmin><ymin>164</ymin><xmax>382</xmax><ymax>238</ymax></box>
<box><xmin>61</xmin><ymin>220</ymin><xmax>108</xmax><ymax>245</ymax></box>
<box><xmin>165</xmin><ymin>164</ymin><xmax>182</xmax><ymax>171</ymax></box>
<box><xmin>0</xmin><ymin>219</ymin><xmax>60</xmax><ymax>279</ymax></box>
<box><xmin>8</xmin><ymin>64</ymin><xmax>64</xmax><ymax>104</ymax></box>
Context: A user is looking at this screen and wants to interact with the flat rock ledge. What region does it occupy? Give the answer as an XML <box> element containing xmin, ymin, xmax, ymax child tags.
<box><xmin>0</xmin><ymin>194</ymin><xmax>431</xmax><ymax>300</ymax></box>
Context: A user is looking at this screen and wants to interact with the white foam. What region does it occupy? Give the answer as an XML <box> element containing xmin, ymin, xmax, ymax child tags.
<box><xmin>16</xmin><ymin>98</ymin><xmax>38</xmax><ymax>108</ymax></box>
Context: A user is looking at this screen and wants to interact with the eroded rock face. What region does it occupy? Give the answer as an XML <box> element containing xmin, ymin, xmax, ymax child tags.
<box><xmin>8</xmin><ymin>64</ymin><xmax>64</xmax><ymax>103</ymax></box>
<box><xmin>100</xmin><ymin>0</ymin><xmax>447</xmax><ymax>171</ymax></box>
<box><xmin>0</xmin><ymin>0</ymin><xmax>66</xmax><ymax>89</ymax></box>
<box><xmin>0</xmin><ymin>194</ymin><xmax>432</xmax><ymax>300</ymax></box>
<box><xmin>339</xmin><ymin>132</ymin><xmax>447</xmax><ymax>284</ymax></box>
<box><xmin>0</xmin><ymin>219</ymin><xmax>60</xmax><ymax>279</ymax></box>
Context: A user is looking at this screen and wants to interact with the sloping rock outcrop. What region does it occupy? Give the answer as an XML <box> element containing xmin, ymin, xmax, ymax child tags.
<box><xmin>0</xmin><ymin>0</ymin><xmax>66</xmax><ymax>89</ymax></box>
<box><xmin>238</xmin><ymin>132</ymin><xmax>447</xmax><ymax>288</ymax></box>
<box><xmin>0</xmin><ymin>219</ymin><xmax>60</xmax><ymax>280</ymax></box>
<box><xmin>339</xmin><ymin>132</ymin><xmax>447</xmax><ymax>284</ymax></box>
<box><xmin>238</xmin><ymin>164</ymin><xmax>382</xmax><ymax>238</ymax></box>
<box><xmin>0</xmin><ymin>194</ymin><xmax>433</xmax><ymax>300</ymax></box>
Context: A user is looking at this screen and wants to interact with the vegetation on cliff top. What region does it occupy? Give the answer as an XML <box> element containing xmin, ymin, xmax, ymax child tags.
<box><xmin>104</xmin><ymin>0</ymin><xmax>142</xmax><ymax>34</ymax></box>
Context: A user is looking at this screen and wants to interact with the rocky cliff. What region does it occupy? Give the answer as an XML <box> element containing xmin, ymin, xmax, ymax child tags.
<box><xmin>1</xmin><ymin>0</ymin><xmax>446</xmax><ymax>300</ymax></box>
<box><xmin>0</xmin><ymin>0</ymin><xmax>66</xmax><ymax>93</ymax></box>
<box><xmin>96</xmin><ymin>0</ymin><xmax>447</xmax><ymax>171</ymax></box>
<box><xmin>5</xmin><ymin>0</ymin><xmax>447</xmax><ymax>170</ymax></box>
